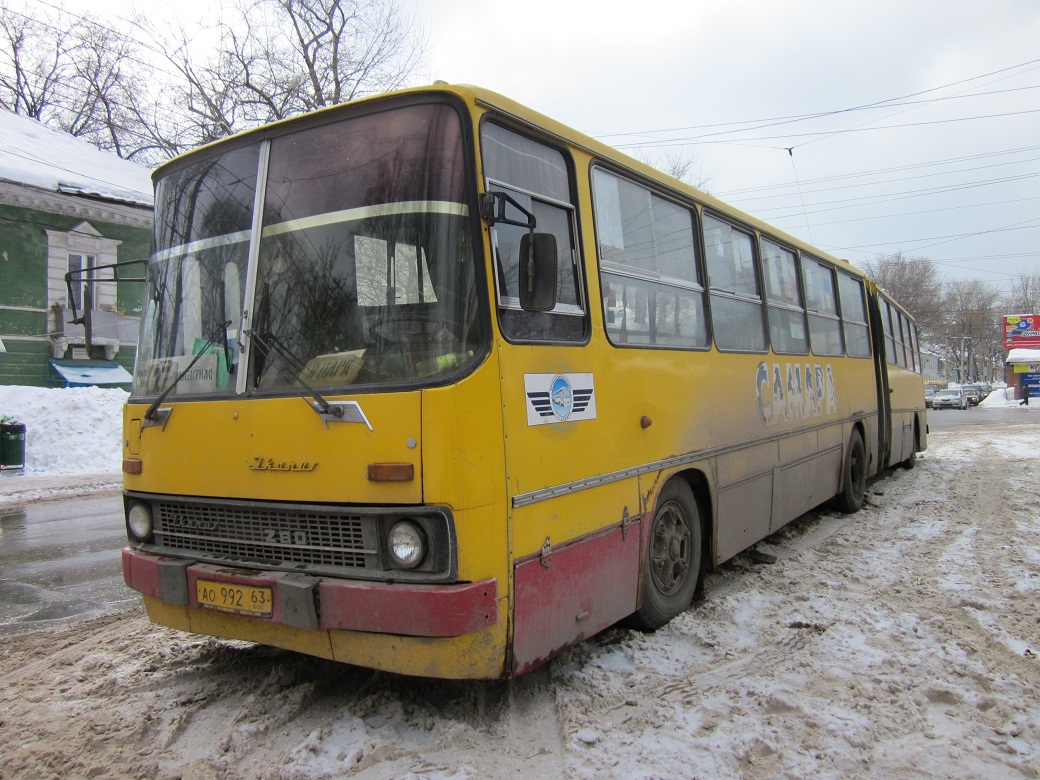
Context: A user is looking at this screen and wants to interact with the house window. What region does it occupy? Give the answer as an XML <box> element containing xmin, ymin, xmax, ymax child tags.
<box><xmin>67</xmin><ymin>253</ymin><xmax>97</xmax><ymax>313</ymax></box>
<box><xmin>46</xmin><ymin>221</ymin><xmax>121</xmax><ymax>314</ymax></box>
<box><xmin>45</xmin><ymin>221</ymin><xmax>124</xmax><ymax>359</ymax></box>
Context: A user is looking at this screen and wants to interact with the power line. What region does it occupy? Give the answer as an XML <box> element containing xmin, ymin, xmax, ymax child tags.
<box><xmin>617</xmin><ymin>108</ymin><xmax>1040</xmax><ymax>150</ymax></box>
<box><xmin>593</xmin><ymin>57</ymin><xmax>1040</xmax><ymax>146</ymax></box>
<box><xmin>596</xmin><ymin>84</ymin><xmax>1040</xmax><ymax>143</ymax></box>
<box><xmin>717</xmin><ymin>144</ymin><xmax>1040</xmax><ymax>198</ymax></box>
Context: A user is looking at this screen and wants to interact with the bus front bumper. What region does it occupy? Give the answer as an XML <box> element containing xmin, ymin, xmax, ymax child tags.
<box><xmin>122</xmin><ymin>547</ymin><xmax>498</xmax><ymax>638</ymax></box>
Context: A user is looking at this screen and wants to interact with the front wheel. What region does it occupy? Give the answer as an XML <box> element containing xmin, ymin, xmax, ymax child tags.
<box><xmin>834</xmin><ymin>429</ymin><xmax>866</xmax><ymax>514</ymax></box>
<box><xmin>626</xmin><ymin>480</ymin><xmax>702</xmax><ymax>631</ymax></box>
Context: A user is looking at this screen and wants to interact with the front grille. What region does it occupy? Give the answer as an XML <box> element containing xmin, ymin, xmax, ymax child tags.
<box><xmin>153</xmin><ymin>499</ymin><xmax>381</xmax><ymax>573</ymax></box>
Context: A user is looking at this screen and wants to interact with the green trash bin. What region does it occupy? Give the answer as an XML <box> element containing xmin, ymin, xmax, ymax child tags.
<box><xmin>0</xmin><ymin>419</ymin><xmax>26</xmax><ymax>470</ymax></box>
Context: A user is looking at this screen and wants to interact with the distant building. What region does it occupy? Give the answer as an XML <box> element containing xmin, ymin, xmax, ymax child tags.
<box><xmin>0</xmin><ymin>110</ymin><xmax>152</xmax><ymax>387</ymax></box>
<box><xmin>919</xmin><ymin>349</ymin><xmax>942</xmax><ymax>383</ymax></box>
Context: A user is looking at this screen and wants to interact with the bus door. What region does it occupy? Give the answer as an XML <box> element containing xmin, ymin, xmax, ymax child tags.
<box><xmin>866</xmin><ymin>288</ymin><xmax>892</xmax><ymax>469</ymax></box>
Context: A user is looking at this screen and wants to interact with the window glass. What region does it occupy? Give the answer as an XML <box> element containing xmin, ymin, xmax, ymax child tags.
<box><xmin>251</xmin><ymin>105</ymin><xmax>480</xmax><ymax>388</ymax></box>
<box><xmin>761</xmin><ymin>240</ymin><xmax>800</xmax><ymax>307</ymax></box>
<box><xmin>68</xmin><ymin>254</ymin><xmax>97</xmax><ymax>312</ymax></box>
<box><xmin>483</xmin><ymin>123</ymin><xmax>585</xmax><ymax>343</ymax></box>
<box><xmin>139</xmin><ymin>145</ymin><xmax>260</xmax><ymax>393</ymax></box>
<box><xmin>761</xmin><ymin>239</ymin><xmax>807</xmax><ymax>354</ymax></box>
<box><xmin>802</xmin><ymin>257</ymin><xmax>838</xmax><ymax>315</ymax></box>
<box><xmin>704</xmin><ymin>214</ymin><xmax>765</xmax><ymax>352</ymax></box>
<box><xmin>895</xmin><ymin>312</ymin><xmax>909</xmax><ymax>368</ymax></box>
<box><xmin>593</xmin><ymin>171</ymin><xmax>699</xmax><ymax>284</ymax></box>
<box><xmin>592</xmin><ymin>169</ymin><xmax>707</xmax><ymax>349</ymax></box>
<box><xmin>602</xmin><ymin>276</ymin><xmax>707</xmax><ymax>347</ymax></box>
<box><xmin>837</xmin><ymin>273</ymin><xmax>871</xmax><ymax>358</ymax></box>
<box><xmin>482</xmin><ymin>123</ymin><xmax>570</xmax><ymax>202</ymax></box>
<box><xmin>881</xmin><ymin>298</ymin><xmax>897</xmax><ymax>365</ymax></box>
<box><xmin>137</xmin><ymin>103</ymin><xmax>485</xmax><ymax>397</ymax></box>
<box><xmin>802</xmin><ymin>257</ymin><xmax>843</xmax><ymax>356</ymax></box>
<box><xmin>704</xmin><ymin>215</ymin><xmax>758</xmax><ymax>297</ymax></box>
<box><xmin>910</xmin><ymin>322</ymin><xmax>921</xmax><ymax>373</ymax></box>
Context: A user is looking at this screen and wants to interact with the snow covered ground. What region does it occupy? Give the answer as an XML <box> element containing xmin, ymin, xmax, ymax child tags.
<box><xmin>1</xmin><ymin>386</ymin><xmax>1039</xmax><ymax>779</ymax></box>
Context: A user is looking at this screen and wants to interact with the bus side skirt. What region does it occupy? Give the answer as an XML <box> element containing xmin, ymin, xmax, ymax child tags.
<box><xmin>511</xmin><ymin>522</ymin><xmax>640</xmax><ymax>676</ymax></box>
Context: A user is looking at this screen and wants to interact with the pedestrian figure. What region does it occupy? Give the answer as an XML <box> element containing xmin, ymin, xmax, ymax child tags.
<box><xmin>1021</xmin><ymin>384</ymin><xmax>1030</xmax><ymax>406</ymax></box>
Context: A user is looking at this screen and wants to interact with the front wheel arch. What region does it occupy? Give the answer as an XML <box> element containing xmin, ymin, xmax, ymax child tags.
<box><xmin>625</xmin><ymin>479</ymin><xmax>702</xmax><ymax>631</ymax></box>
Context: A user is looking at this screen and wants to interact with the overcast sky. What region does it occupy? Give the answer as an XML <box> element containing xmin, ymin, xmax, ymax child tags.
<box><xmin>55</xmin><ymin>0</ymin><xmax>1040</xmax><ymax>292</ymax></box>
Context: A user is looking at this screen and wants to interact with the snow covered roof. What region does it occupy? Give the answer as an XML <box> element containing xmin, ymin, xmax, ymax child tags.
<box><xmin>1007</xmin><ymin>348</ymin><xmax>1040</xmax><ymax>364</ymax></box>
<box><xmin>0</xmin><ymin>110</ymin><xmax>152</xmax><ymax>207</ymax></box>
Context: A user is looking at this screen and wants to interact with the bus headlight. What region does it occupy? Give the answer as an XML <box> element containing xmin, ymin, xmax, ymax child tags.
<box><xmin>127</xmin><ymin>502</ymin><xmax>153</xmax><ymax>542</ymax></box>
<box><xmin>388</xmin><ymin>520</ymin><xmax>426</xmax><ymax>569</ymax></box>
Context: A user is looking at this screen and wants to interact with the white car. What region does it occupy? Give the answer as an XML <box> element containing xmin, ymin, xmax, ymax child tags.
<box><xmin>932</xmin><ymin>388</ymin><xmax>968</xmax><ymax>410</ymax></box>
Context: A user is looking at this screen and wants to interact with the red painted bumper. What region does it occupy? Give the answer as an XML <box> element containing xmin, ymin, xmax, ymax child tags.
<box><xmin>122</xmin><ymin>547</ymin><xmax>498</xmax><ymax>638</ymax></box>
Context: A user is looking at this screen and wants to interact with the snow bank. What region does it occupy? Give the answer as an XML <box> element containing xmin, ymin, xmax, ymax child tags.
<box><xmin>0</xmin><ymin>385</ymin><xmax>127</xmax><ymax>475</ymax></box>
<box><xmin>979</xmin><ymin>385</ymin><xmax>1040</xmax><ymax>408</ymax></box>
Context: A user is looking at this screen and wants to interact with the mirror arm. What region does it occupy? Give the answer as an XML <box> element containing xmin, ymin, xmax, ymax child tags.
<box><xmin>480</xmin><ymin>191</ymin><xmax>537</xmax><ymax>230</ymax></box>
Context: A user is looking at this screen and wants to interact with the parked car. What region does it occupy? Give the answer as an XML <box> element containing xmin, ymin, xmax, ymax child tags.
<box><xmin>962</xmin><ymin>384</ymin><xmax>985</xmax><ymax>406</ymax></box>
<box><xmin>932</xmin><ymin>388</ymin><xmax>969</xmax><ymax>410</ymax></box>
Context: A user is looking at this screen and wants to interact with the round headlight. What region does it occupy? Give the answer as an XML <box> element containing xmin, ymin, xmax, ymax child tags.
<box><xmin>127</xmin><ymin>502</ymin><xmax>153</xmax><ymax>541</ymax></box>
<box><xmin>388</xmin><ymin>520</ymin><xmax>426</xmax><ymax>569</ymax></box>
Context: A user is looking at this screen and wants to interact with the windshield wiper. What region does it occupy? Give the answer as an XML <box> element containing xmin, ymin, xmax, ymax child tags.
<box><xmin>247</xmin><ymin>328</ymin><xmax>345</xmax><ymax>425</ymax></box>
<box><xmin>143</xmin><ymin>320</ymin><xmax>233</xmax><ymax>426</ymax></box>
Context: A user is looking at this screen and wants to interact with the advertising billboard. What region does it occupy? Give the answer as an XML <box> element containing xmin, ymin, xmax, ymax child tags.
<box><xmin>1003</xmin><ymin>314</ymin><xmax>1040</xmax><ymax>348</ymax></box>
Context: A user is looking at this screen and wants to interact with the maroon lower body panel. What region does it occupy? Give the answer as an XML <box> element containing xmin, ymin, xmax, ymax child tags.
<box><xmin>122</xmin><ymin>547</ymin><xmax>498</xmax><ymax>638</ymax></box>
<box><xmin>511</xmin><ymin>522</ymin><xmax>641</xmax><ymax>676</ymax></box>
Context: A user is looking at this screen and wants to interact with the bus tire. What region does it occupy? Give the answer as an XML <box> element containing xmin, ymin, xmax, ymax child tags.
<box><xmin>626</xmin><ymin>480</ymin><xmax>701</xmax><ymax>631</ymax></box>
<box><xmin>901</xmin><ymin>424</ymin><xmax>918</xmax><ymax>470</ymax></box>
<box><xmin>835</xmin><ymin>429</ymin><xmax>866</xmax><ymax>514</ymax></box>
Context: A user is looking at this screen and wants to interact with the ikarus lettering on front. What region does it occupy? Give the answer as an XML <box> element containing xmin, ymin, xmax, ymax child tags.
<box><xmin>525</xmin><ymin>373</ymin><xmax>597</xmax><ymax>426</ymax></box>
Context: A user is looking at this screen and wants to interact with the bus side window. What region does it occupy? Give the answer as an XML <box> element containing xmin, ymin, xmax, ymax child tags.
<box><xmin>802</xmin><ymin>256</ymin><xmax>843</xmax><ymax>357</ymax></box>
<box><xmin>909</xmin><ymin>322</ymin><xmax>922</xmax><ymax>372</ymax></box>
<box><xmin>761</xmin><ymin>238</ymin><xmax>808</xmax><ymax>355</ymax></box>
<box><xmin>837</xmin><ymin>272</ymin><xmax>871</xmax><ymax>358</ymax></box>
<box><xmin>896</xmin><ymin>311</ymin><xmax>910</xmax><ymax>368</ymax></box>
<box><xmin>592</xmin><ymin>168</ymin><xmax>707</xmax><ymax>349</ymax></box>
<box><xmin>880</xmin><ymin>298</ymin><xmax>897</xmax><ymax>365</ymax></box>
<box><xmin>703</xmin><ymin>214</ymin><xmax>765</xmax><ymax>352</ymax></box>
<box><xmin>480</xmin><ymin>123</ymin><xmax>586</xmax><ymax>343</ymax></box>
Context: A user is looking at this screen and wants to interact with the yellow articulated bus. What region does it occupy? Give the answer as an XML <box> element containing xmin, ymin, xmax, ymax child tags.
<box><xmin>120</xmin><ymin>84</ymin><xmax>926</xmax><ymax>680</ymax></box>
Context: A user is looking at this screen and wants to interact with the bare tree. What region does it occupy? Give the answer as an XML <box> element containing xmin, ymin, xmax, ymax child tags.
<box><xmin>942</xmin><ymin>279</ymin><xmax>1002</xmax><ymax>382</ymax></box>
<box><xmin>0</xmin><ymin>2</ymin><xmax>149</xmax><ymax>158</ymax></box>
<box><xmin>861</xmin><ymin>253</ymin><xmax>945</xmax><ymax>340</ymax></box>
<box><xmin>633</xmin><ymin>148</ymin><xmax>712</xmax><ymax>192</ymax></box>
<box><xmin>1</xmin><ymin>0</ymin><xmax>426</xmax><ymax>164</ymax></box>
<box><xmin>0</xmin><ymin>2</ymin><xmax>78</xmax><ymax>121</ymax></box>
<box><xmin>143</xmin><ymin>0</ymin><xmax>427</xmax><ymax>155</ymax></box>
<box><xmin>1004</xmin><ymin>269</ymin><xmax>1040</xmax><ymax>316</ymax></box>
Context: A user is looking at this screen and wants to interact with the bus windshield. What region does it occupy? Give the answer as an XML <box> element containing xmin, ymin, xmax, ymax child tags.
<box><xmin>135</xmin><ymin>102</ymin><xmax>483</xmax><ymax>399</ymax></box>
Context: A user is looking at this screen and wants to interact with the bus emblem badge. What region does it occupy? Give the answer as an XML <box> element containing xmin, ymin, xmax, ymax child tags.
<box><xmin>550</xmin><ymin>375</ymin><xmax>573</xmax><ymax>420</ymax></box>
<box><xmin>524</xmin><ymin>373</ymin><xmax>596</xmax><ymax>426</ymax></box>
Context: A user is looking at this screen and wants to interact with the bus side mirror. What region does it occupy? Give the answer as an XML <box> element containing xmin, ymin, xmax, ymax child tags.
<box><xmin>518</xmin><ymin>232</ymin><xmax>557</xmax><ymax>312</ymax></box>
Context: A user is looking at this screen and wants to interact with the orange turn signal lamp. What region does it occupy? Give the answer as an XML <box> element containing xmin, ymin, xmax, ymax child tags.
<box><xmin>367</xmin><ymin>463</ymin><xmax>414</xmax><ymax>482</ymax></box>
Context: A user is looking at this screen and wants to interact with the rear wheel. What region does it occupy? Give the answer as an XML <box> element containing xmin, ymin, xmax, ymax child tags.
<box><xmin>626</xmin><ymin>480</ymin><xmax>702</xmax><ymax>631</ymax></box>
<box><xmin>901</xmin><ymin>422</ymin><xmax>918</xmax><ymax>470</ymax></box>
<box><xmin>835</xmin><ymin>429</ymin><xmax>866</xmax><ymax>514</ymax></box>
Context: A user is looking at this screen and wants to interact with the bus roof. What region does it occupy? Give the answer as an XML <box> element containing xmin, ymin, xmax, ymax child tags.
<box><xmin>154</xmin><ymin>82</ymin><xmax>862</xmax><ymax>280</ymax></box>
